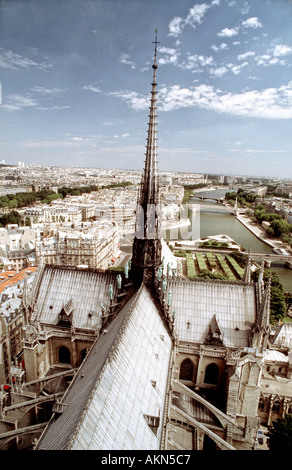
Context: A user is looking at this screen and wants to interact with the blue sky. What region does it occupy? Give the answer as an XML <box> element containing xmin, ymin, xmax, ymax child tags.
<box><xmin>0</xmin><ymin>0</ymin><xmax>292</xmax><ymax>178</ymax></box>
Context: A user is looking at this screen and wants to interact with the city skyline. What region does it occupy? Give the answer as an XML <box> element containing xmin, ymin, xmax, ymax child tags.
<box><xmin>0</xmin><ymin>0</ymin><xmax>292</xmax><ymax>178</ymax></box>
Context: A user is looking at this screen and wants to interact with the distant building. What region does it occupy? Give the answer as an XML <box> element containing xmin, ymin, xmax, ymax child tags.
<box><xmin>246</xmin><ymin>186</ymin><xmax>267</xmax><ymax>197</ymax></box>
<box><xmin>35</xmin><ymin>220</ymin><xmax>120</xmax><ymax>270</ymax></box>
<box><xmin>25</xmin><ymin>201</ymin><xmax>95</xmax><ymax>224</ymax></box>
<box><xmin>276</xmin><ymin>185</ymin><xmax>292</xmax><ymax>197</ymax></box>
<box><xmin>206</xmin><ymin>174</ymin><xmax>225</xmax><ymax>184</ymax></box>
<box><xmin>0</xmin><ymin>224</ymin><xmax>34</xmax><ymax>252</ymax></box>
<box><xmin>0</xmin><ymin>225</ymin><xmax>36</xmax><ymax>271</ymax></box>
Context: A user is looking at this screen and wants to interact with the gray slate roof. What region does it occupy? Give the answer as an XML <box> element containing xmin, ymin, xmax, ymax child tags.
<box><xmin>37</xmin><ymin>284</ymin><xmax>173</xmax><ymax>450</ymax></box>
<box><xmin>166</xmin><ymin>278</ymin><xmax>257</xmax><ymax>348</ymax></box>
<box><xmin>34</xmin><ymin>266</ymin><xmax>117</xmax><ymax>331</ymax></box>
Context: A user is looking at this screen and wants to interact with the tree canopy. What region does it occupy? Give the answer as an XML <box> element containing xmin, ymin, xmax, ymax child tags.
<box><xmin>267</xmin><ymin>415</ymin><xmax>292</xmax><ymax>451</ymax></box>
<box><xmin>252</xmin><ymin>269</ymin><xmax>287</xmax><ymax>323</ymax></box>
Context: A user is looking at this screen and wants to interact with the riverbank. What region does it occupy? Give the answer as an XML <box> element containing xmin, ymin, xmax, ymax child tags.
<box><xmin>236</xmin><ymin>212</ymin><xmax>289</xmax><ymax>252</ymax></box>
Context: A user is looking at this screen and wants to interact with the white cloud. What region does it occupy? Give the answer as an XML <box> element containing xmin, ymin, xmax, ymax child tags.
<box><xmin>109</xmin><ymin>90</ymin><xmax>148</xmax><ymax>111</ymax></box>
<box><xmin>0</xmin><ymin>48</ymin><xmax>51</xmax><ymax>70</ymax></box>
<box><xmin>272</xmin><ymin>44</ymin><xmax>292</xmax><ymax>57</ymax></box>
<box><xmin>209</xmin><ymin>66</ymin><xmax>228</xmax><ymax>78</ymax></box>
<box><xmin>32</xmin><ymin>86</ymin><xmax>64</xmax><ymax>95</ymax></box>
<box><xmin>168</xmin><ymin>2</ymin><xmax>219</xmax><ymax>37</ymax></box>
<box><xmin>180</xmin><ymin>53</ymin><xmax>214</xmax><ymax>71</ymax></box>
<box><xmin>169</xmin><ymin>83</ymin><xmax>292</xmax><ymax>119</ymax></box>
<box><xmin>185</xmin><ymin>3</ymin><xmax>210</xmax><ymax>28</ymax></box>
<box><xmin>241</xmin><ymin>17</ymin><xmax>262</xmax><ymax>29</ymax></box>
<box><xmin>158</xmin><ymin>47</ymin><xmax>180</xmax><ymax>65</ymax></box>
<box><xmin>118</xmin><ymin>53</ymin><xmax>136</xmax><ymax>69</ymax></box>
<box><xmin>240</xmin><ymin>2</ymin><xmax>251</xmax><ymax>15</ymax></box>
<box><xmin>168</xmin><ymin>16</ymin><xmax>184</xmax><ymax>37</ymax></box>
<box><xmin>211</xmin><ymin>42</ymin><xmax>229</xmax><ymax>52</ymax></box>
<box><xmin>112</xmin><ymin>82</ymin><xmax>292</xmax><ymax>119</ymax></box>
<box><xmin>1</xmin><ymin>94</ymin><xmax>38</xmax><ymax>111</ymax></box>
<box><xmin>217</xmin><ymin>27</ymin><xmax>239</xmax><ymax>37</ymax></box>
<box><xmin>22</xmin><ymin>136</ymin><xmax>96</xmax><ymax>149</ymax></box>
<box><xmin>231</xmin><ymin>62</ymin><xmax>248</xmax><ymax>75</ymax></box>
<box><xmin>237</xmin><ymin>51</ymin><xmax>255</xmax><ymax>61</ymax></box>
<box><xmin>83</xmin><ymin>84</ymin><xmax>102</xmax><ymax>93</ymax></box>
<box><xmin>37</xmin><ymin>105</ymin><xmax>71</xmax><ymax>111</ymax></box>
<box><xmin>255</xmin><ymin>44</ymin><xmax>292</xmax><ymax>66</ymax></box>
<box><xmin>113</xmin><ymin>133</ymin><xmax>130</xmax><ymax>139</ymax></box>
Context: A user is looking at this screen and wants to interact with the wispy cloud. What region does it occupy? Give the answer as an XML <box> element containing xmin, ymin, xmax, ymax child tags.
<box><xmin>1</xmin><ymin>94</ymin><xmax>38</xmax><ymax>111</ymax></box>
<box><xmin>108</xmin><ymin>90</ymin><xmax>148</xmax><ymax>111</ymax></box>
<box><xmin>118</xmin><ymin>53</ymin><xmax>136</xmax><ymax>69</ymax></box>
<box><xmin>158</xmin><ymin>47</ymin><xmax>180</xmax><ymax>66</ymax></box>
<box><xmin>32</xmin><ymin>86</ymin><xmax>64</xmax><ymax>95</ymax></box>
<box><xmin>83</xmin><ymin>84</ymin><xmax>102</xmax><ymax>93</ymax></box>
<box><xmin>111</xmin><ymin>82</ymin><xmax>292</xmax><ymax>119</ymax></box>
<box><xmin>2</xmin><ymin>87</ymin><xmax>70</xmax><ymax>111</ymax></box>
<box><xmin>159</xmin><ymin>83</ymin><xmax>292</xmax><ymax>119</ymax></box>
<box><xmin>237</xmin><ymin>51</ymin><xmax>255</xmax><ymax>61</ymax></box>
<box><xmin>216</xmin><ymin>16</ymin><xmax>262</xmax><ymax>40</ymax></box>
<box><xmin>178</xmin><ymin>52</ymin><xmax>214</xmax><ymax>72</ymax></box>
<box><xmin>0</xmin><ymin>48</ymin><xmax>51</xmax><ymax>70</ymax></box>
<box><xmin>168</xmin><ymin>2</ymin><xmax>219</xmax><ymax>37</ymax></box>
<box><xmin>37</xmin><ymin>105</ymin><xmax>71</xmax><ymax>111</ymax></box>
<box><xmin>211</xmin><ymin>42</ymin><xmax>229</xmax><ymax>53</ymax></box>
<box><xmin>255</xmin><ymin>44</ymin><xmax>292</xmax><ymax>66</ymax></box>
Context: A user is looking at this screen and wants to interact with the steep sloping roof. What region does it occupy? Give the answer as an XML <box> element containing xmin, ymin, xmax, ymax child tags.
<box><xmin>167</xmin><ymin>278</ymin><xmax>256</xmax><ymax>348</ymax></box>
<box><xmin>34</xmin><ymin>266</ymin><xmax>116</xmax><ymax>331</ymax></box>
<box><xmin>271</xmin><ymin>323</ymin><xmax>292</xmax><ymax>349</ymax></box>
<box><xmin>37</xmin><ymin>284</ymin><xmax>173</xmax><ymax>450</ymax></box>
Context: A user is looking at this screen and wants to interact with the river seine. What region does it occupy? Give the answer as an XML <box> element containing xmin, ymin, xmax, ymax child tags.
<box><xmin>185</xmin><ymin>188</ymin><xmax>292</xmax><ymax>293</ymax></box>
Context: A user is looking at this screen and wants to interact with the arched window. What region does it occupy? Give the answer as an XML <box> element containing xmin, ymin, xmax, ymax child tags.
<box><xmin>272</xmin><ymin>400</ymin><xmax>281</xmax><ymax>413</ymax></box>
<box><xmin>204</xmin><ymin>363</ymin><xmax>219</xmax><ymax>385</ymax></box>
<box><xmin>179</xmin><ymin>359</ymin><xmax>194</xmax><ymax>381</ymax></box>
<box><xmin>59</xmin><ymin>346</ymin><xmax>71</xmax><ymax>364</ymax></box>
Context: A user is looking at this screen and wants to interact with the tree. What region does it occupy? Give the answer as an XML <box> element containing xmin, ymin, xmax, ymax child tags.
<box><xmin>8</xmin><ymin>199</ymin><xmax>18</xmax><ymax>209</ymax></box>
<box><xmin>252</xmin><ymin>269</ymin><xmax>287</xmax><ymax>323</ymax></box>
<box><xmin>270</xmin><ymin>218</ymin><xmax>292</xmax><ymax>238</ymax></box>
<box><xmin>24</xmin><ymin>216</ymin><xmax>31</xmax><ymax>227</ymax></box>
<box><xmin>0</xmin><ymin>210</ymin><xmax>22</xmax><ymax>227</ymax></box>
<box><xmin>267</xmin><ymin>415</ymin><xmax>292</xmax><ymax>450</ymax></box>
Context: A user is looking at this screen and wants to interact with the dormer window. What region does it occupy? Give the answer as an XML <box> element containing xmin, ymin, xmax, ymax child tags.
<box><xmin>57</xmin><ymin>298</ymin><xmax>74</xmax><ymax>327</ymax></box>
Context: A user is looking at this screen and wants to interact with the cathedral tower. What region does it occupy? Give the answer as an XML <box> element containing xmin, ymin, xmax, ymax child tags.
<box><xmin>131</xmin><ymin>31</ymin><xmax>162</xmax><ymax>285</ymax></box>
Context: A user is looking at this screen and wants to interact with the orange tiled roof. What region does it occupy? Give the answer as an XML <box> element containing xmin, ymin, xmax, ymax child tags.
<box><xmin>0</xmin><ymin>267</ymin><xmax>38</xmax><ymax>293</ymax></box>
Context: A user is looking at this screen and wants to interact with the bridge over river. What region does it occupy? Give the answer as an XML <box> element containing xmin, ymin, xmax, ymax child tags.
<box><xmin>191</xmin><ymin>196</ymin><xmax>224</xmax><ymax>204</ymax></box>
<box><xmin>249</xmin><ymin>252</ymin><xmax>292</xmax><ymax>264</ymax></box>
<box><xmin>188</xmin><ymin>202</ymin><xmax>236</xmax><ymax>214</ymax></box>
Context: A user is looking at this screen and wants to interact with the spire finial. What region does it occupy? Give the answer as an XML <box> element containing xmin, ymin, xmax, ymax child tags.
<box><xmin>152</xmin><ymin>29</ymin><xmax>159</xmax><ymax>67</ymax></box>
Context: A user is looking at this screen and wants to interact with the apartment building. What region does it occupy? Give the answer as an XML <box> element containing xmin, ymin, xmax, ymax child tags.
<box><xmin>35</xmin><ymin>221</ymin><xmax>120</xmax><ymax>270</ymax></box>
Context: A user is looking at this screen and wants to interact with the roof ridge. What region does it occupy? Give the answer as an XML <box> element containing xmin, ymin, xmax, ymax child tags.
<box><xmin>66</xmin><ymin>287</ymin><xmax>141</xmax><ymax>449</ymax></box>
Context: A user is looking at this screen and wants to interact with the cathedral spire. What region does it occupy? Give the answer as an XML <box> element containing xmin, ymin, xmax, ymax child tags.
<box><xmin>138</xmin><ymin>29</ymin><xmax>159</xmax><ymax>208</ymax></box>
<box><xmin>131</xmin><ymin>31</ymin><xmax>162</xmax><ymax>285</ymax></box>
